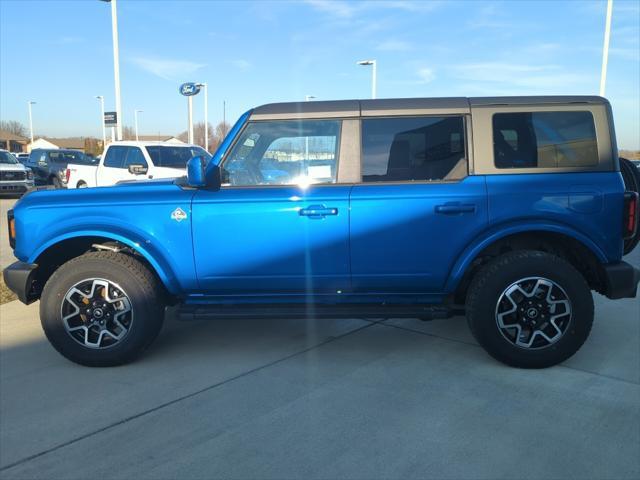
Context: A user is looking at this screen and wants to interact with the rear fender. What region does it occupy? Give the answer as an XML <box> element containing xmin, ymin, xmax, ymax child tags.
<box><xmin>444</xmin><ymin>220</ymin><xmax>609</xmax><ymax>293</ymax></box>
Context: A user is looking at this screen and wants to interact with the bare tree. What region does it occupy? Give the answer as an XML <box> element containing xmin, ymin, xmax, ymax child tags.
<box><xmin>178</xmin><ymin>121</ymin><xmax>230</xmax><ymax>153</ymax></box>
<box><xmin>122</xmin><ymin>126</ymin><xmax>136</xmax><ymax>140</ymax></box>
<box><xmin>0</xmin><ymin>120</ymin><xmax>28</xmax><ymax>137</ymax></box>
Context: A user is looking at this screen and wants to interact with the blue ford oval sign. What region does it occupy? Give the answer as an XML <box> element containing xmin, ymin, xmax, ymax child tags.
<box><xmin>179</xmin><ymin>82</ymin><xmax>201</xmax><ymax>96</ymax></box>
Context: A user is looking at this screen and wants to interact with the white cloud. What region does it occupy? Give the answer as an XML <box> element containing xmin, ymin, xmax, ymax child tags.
<box><xmin>377</xmin><ymin>39</ymin><xmax>412</xmax><ymax>52</ymax></box>
<box><xmin>130</xmin><ymin>57</ymin><xmax>206</xmax><ymax>81</ymax></box>
<box><xmin>231</xmin><ymin>59</ymin><xmax>251</xmax><ymax>71</ymax></box>
<box><xmin>305</xmin><ymin>0</ymin><xmax>355</xmax><ymax>18</ymax></box>
<box><xmin>417</xmin><ymin>67</ymin><xmax>435</xmax><ymax>84</ymax></box>
<box><xmin>452</xmin><ymin>62</ymin><xmax>593</xmax><ymax>92</ymax></box>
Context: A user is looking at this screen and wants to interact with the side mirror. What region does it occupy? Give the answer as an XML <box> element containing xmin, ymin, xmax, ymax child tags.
<box><xmin>187</xmin><ymin>155</ymin><xmax>207</xmax><ymax>187</ymax></box>
<box><xmin>128</xmin><ymin>164</ymin><xmax>148</xmax><ymax>175</ymax></box>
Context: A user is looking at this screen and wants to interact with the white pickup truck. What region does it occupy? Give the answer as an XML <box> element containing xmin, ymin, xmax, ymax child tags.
<box><xmin>66</xmin><ymin>141</ymin><xmax>211</xmax><ymax>189</ymax></box>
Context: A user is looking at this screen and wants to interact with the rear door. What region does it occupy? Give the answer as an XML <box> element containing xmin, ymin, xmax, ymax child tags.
<box><xmin>349</xmin><ymin>115</ymin><xmax>488</xmax><ymax>293</ymax></box>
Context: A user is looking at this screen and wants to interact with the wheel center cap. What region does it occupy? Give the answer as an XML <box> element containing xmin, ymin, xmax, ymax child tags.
<box><xmin>93</xmin><ymin>308</ymin><xmax>104</xmax><ymax>319</ymax></box>
<box><xmin>526</xmin><ymin>307</ymin><xmax>539</xmax><ymax>319</ymax></box>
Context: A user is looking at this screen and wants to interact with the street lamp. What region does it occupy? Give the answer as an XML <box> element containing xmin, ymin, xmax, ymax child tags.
<box><xmin>134</xmin><ymin>109</ymin><xmax>143</xmax><ymax>141</ymax></box>
<box><xmin>100</xmin><ymin>0</ymin><xmax>123</xmax><ymax>141</ymax></box>
<box><xmin>357</xmin><ymin>60</ymin><xmax>377</xmax><ymax>99</ymax></box>
<box><xmin>96</xmin><ymin>95</ymin><xmax>106</xmax><ymax>148</ymax></box>
<box><xmin>27</xmin><ymin>101</ymin><xmax>36</xmax><ymax>145</ymax></box>
<box><xmin>196</xmin><ymin>83</ymin><xmax>208</xmax><ymax>151</ymax></box>
<box><xmin>599</xmin><ymin>0</ymin><xmax>613</xmax><ymax>96</ymax></box>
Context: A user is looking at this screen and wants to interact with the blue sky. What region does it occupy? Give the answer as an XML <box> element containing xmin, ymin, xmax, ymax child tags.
<box><xmin>1</xmin><ymin>0</ymin><xmax>638</xmax><ymax>148</ymax></box>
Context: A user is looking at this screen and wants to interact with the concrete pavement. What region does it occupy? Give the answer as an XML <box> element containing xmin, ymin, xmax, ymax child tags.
<box><xmin>1</xmin><ymin>198</ymin><xmax>18</xmax><ymax>270</ymax></box>
<box><xmin>1</xmin><ymin>257</ymin><xmax>638</xmax><ymax>479</ymax></box>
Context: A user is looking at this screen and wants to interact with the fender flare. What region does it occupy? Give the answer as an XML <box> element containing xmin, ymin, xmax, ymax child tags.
<box><xmin>29</xmin><ymin>229</ymin><xmax>181</xmax><ymax>294</ymax></box>
<box><xmin>444</xmin><ymin>220</ymin><xmax>609</xmax><ymax>293</ymax></box>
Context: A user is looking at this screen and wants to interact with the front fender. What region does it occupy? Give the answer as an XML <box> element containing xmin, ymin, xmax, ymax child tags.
<box><xmin>30</xmin><ymin>229</ymin><xmax>183</xmax><ymax>295</ymax></box>
<box><xmin>444</xmin><ymin>220</ymin><xmax>609</xmax><ymax>293</ymax></box>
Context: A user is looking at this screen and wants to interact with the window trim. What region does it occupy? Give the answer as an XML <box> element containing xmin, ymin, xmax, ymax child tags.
<box><xmin>356</xmin><ymin>114</ymin><xmax>471</xmax><ymax>186</ymax></box>
<box><xmin>218</xmin><ymin>118</ymin><xmax>344</xmax><ymax>189</ymax></box>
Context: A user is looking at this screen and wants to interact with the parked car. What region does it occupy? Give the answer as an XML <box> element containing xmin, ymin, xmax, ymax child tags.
<box><xmin>631</xmin><ymin>159</ymin><xmax>640</xmax><ymax>170</ymax></box>
<box><xmin>13</xmin><ymin>153</ymin><xmax>30</xmax><ymax>164</ymax></box>
<box><xmin>0</xmin><ymin>150</ymin><xmax>34</xmax><ymax>195</ymax></box>
<box><xmin>25</xmin><ymin>149</ymin><xmax>93</xmax><ymax>188</ymax></box>
<box><xmin>4</xmin><ymin>96</ymin><xmax>640</xmax><ymax>368</ymax></box>
<box><xmin>66</xmin><ymin>142</ymin><xmax>211</xmax><ymax>189</ymax></box>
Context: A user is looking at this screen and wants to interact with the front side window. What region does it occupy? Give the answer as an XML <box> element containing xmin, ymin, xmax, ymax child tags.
<box><xmin>123</xmin><ymin>147</ymin><xmax>148</xmax><ymax>168</ymax></box>
<box><xmin>361</xmin><ymin>116</ymin><xmax>467</xmax><ymax>182</ymax></box>
<box><xmin>493</xmin><ymin>111</ymin><xmax>598</xmax><ymax>169</ymax></box>
<box><xmin>103</xmin><ymin>146</ymin><xmax>128</xmax><ymax>168</ymax></box>
<box><xmin>145</xmin><ymin>146</ymin><xmax>211</xmax><ymax>169</ymax></box>
<box><xmin>221</xmin><ymin>120</ymin><xmax>340</xmax><ymax>187</ymax></box>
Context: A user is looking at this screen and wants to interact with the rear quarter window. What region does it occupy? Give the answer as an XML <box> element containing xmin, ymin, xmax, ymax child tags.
<box><xmin>493</xmin><ymin>111</ymin><xmax>598</xmax><ymax>169</ymax></box>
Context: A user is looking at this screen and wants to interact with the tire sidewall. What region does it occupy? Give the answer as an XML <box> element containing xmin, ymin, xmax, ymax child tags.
<box><xmin>41</xmin><ymin>256</ymin><xmax>162</xmax><ymax>366</ymax></box>
<box><xmin>468</xmin><ymin>253</ymin><xmax>593</xmax><ymax>368</ymax></box>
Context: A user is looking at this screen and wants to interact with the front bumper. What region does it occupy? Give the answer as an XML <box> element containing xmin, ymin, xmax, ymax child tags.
<box><xmin>0</xmin><ymin>181</ymin><xmax>34</xmax><ymax>193</ymax></box>
<box><xmin>3</xmin><ymin>262</ymin><xmax>39</xmax><ymax>304</ymax></box>
<box><xmin>602</xmin><ymin>261</ymin><xmax>640</xmax><ymax>299</ymax></box>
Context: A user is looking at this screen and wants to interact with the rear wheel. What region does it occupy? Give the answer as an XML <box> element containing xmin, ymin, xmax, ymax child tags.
<box><xmin>77</xmin><ymin>181</ymin><xmax>88</xmax><ymax>188</ymax></box>
<box><xmin>466</xmin><ymin>250</ymin><xmax>593</xmax><ymax>368</ymax></box>
<box><xmin>52</xmin><ymin>176</ymin><xmax>62</xmax><ymax>189</ymax></box>
<box><xmin>40</xmin><ymin>251</ymin><xmax>165</xmax><ymax>367</ymax></box>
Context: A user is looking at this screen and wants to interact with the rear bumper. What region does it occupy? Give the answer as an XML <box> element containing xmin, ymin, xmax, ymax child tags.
<box><xmin>2</xmin><ymin>262</ymin><xmax>39</xmax><ymax>304</ymax></box>
<box><xmin>602</xmin><ymin>261</ymin><xmax>640</xmax><ymax>299</ymax></box>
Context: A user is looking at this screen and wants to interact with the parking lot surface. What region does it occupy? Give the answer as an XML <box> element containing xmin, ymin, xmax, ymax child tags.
<box><xmin>0</xmin><ymin>197</ymin><xmax>638</xmax><ymax>479</ymax></box>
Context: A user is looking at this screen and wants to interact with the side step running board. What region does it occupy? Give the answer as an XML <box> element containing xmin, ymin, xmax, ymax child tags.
<box><xmin>174</xmin><ymin>304</ymin><xmax>464</xmax><ymax>322</ymax></box>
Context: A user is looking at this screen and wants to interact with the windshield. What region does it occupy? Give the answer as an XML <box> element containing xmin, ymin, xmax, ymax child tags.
<box><xmin>0</xmin><ymin>151</ymin><xmax>19</xmax><ymax>164</ymax></box>
<box><xmin>145</xmin><ymin>146</ymin><xmax>212</xmax><ymax>169</ymax></box>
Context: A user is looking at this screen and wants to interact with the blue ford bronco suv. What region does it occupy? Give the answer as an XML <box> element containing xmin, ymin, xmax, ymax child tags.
<box><xmin>4</xmin><ymin>96</ymin><xmax>640</xmax><ymax>368</ymax></box>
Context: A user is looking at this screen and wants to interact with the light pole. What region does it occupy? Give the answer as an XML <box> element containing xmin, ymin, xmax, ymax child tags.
<box><xmin>101</xmin><ymin>0</ymin><xmax>123</xmax><ymax>141</ymax></box>
<box><xmin>134</xmin><ymin>109</ymin><xmax>143</xmax><ymax>141</ymax></box>
<box><xmin>357</xmin><ymin>60</ymin><xmax>377</xmax><ymax>99</ymax></box>
<box><xmin>27</xmin><ymin>101</ymin><xmax>36</xmax><ymax>145</ymax></box>
<box><xmin>304</xmin><ymin>96</ymin><xmax>315</xmax><ymax>161</ymax></box>
<box><xmin>196</xmin><ymin>83</ymin><xmax>208</xmax><ymax>151</ymax></box>
<box><xmin>599</xmin><ymin>0</ymin><xmax>613</xmax><ymax>97</ymax></box>
<box><xmin>96</xmin><ymin>96</ymin><xmax>106</xmax><ymax>148</ymax></box>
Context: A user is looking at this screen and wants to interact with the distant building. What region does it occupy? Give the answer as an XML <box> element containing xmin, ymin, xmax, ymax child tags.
<box><xmin>136</xmin><ymin>135</ymin><xmax>184</xmax><ymax>144</ymax></box>
<box><xmin>27</xmin><ymin>137</ymin><xmax>97</xmax><ymax>153</ymax></box>
<box><xmin>0</xmin><ymin>130</ymin><xmax>28</xmax><ymax>153</ymax></box>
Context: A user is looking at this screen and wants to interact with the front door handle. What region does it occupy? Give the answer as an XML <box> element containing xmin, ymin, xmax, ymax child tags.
<box><xmin>299</xmin><ymin>205</ymin><xmax>338</xmax><ymax>219</ymax></box>
<box><xmin>435</xmin><ymin>203</ymin><xmax>477</xmax><ymax>215</ymax></box>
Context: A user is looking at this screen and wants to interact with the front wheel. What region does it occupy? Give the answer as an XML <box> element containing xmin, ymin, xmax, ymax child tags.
<box><xmin>40</xmin><ymin>251</ymin><xmax>165</xmax><ymax>366</ymax></box>
<box><xmin>466</xmin><ymin>250</ymin><xmax>594</xmax><ymax>368</ymax></box>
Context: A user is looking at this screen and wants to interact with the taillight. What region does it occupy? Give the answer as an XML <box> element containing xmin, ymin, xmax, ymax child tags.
<box><xmin>623</xmin><ymin>192</ymin><xmax>639</xmax><ymax>239</ymax></box>
<box><xmin>65</xmin><ymin>168</ymin><xmax>71</xmax><ymax>183</ymax></box>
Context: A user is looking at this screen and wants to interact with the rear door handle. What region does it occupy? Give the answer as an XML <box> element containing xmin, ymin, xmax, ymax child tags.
<box><xmin>435</xmin><ymin>203</ymin><xmax>477</xmax><ymax>215</ymax></box>
<box><xmin>299</xmin><ymin>205</ymin><xmax>338</xmax><ymax>219</ymax></box>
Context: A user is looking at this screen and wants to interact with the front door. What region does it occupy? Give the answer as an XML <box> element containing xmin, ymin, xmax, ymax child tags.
<box><xmin>97</xmin><ymin>145</ymin><xmax>149</xmax><ymax>186</ymax></box>
<box><xmin>192</xmin><ymin>118</ymin><xmax>351</xmax><ymax>295</ymax></box>
<box><xmin>349</xmin><ymin>115</ymin><xmax>488</xmax><ymax>293</ymax></box>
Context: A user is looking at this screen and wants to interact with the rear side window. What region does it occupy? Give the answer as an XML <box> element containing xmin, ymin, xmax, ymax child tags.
<box><xmin>103</xmin><ymin>146</ymin><xmax>128</xmax><ymax>168</ymax></box>
<box><xmin>361</xmin><ymin>116</ymin><xmax>467</xmax><ymax>182</ymax></box>
<box><xmin>493</xmin><ymin>111</ymin><xmax>598</xmax><ymax>169</ymax></box>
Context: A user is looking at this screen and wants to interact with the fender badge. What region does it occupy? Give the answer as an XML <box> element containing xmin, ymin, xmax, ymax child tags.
<box><xmin>171</xmin><ymin>207</ymin><xmax>188</xmax><ymax>222</ymax></box>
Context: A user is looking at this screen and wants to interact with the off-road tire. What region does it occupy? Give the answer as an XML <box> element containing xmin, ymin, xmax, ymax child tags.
<box><xmin>620</xmin><ymin>157</ymin><xmax>640</xmax><ymax>254</ymax></box>
<box><xmin>40</xmin><ymin>251</ymin><xmax>165</xmax><ymax>367</ymax></box>
<box><xmin>466</xmin><ymin>250</ymin><xmax>594</xmax><ymax>368</ymax></box>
